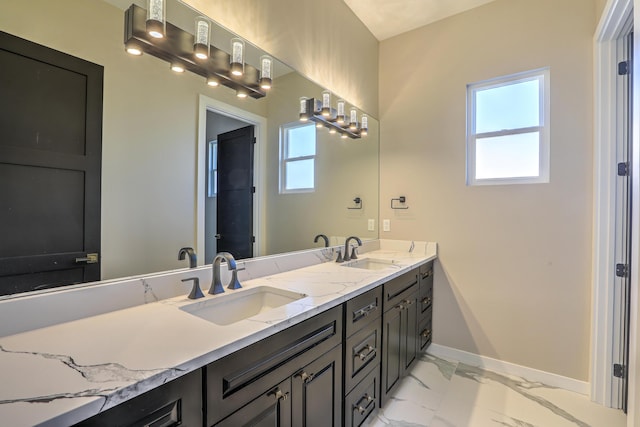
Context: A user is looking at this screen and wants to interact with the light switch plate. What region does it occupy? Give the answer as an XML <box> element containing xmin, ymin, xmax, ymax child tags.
<box><xmin>383</xmin><ymin>219</ymin><xmax>390</xmax><ymax>232</ymax></box>
<box><xmin>368</xmin><ymin>219</ymin><xmax>375</xmax><ymax>231</ymax></box>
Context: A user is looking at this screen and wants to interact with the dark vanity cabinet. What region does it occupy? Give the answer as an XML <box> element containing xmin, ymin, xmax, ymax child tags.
<box><xmin>380</xmin><ymin>269</ymin><xmax>419</xmax><ymax>406</ymax></box>
<box><xmin>343</xmin><ymin>286</ymin><xmax>382</xmax><ymax>427</ymax></box>
<box><xmin>418</xmin><ymin>261</ymin><xmax>434</xmax><ymax>351</ymax></box>
<box><xmin>206</xmin><ymin>305</ymin><xmax>343</xmax><ymax>427</ymax></box>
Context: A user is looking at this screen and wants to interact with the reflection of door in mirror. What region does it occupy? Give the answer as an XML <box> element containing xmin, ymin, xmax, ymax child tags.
<box><xmin>205</xmin><ymin>112</ymin><xmax>255</xmax><ymax>263</ymax></box>
<box><xmin>0</xmin><ymin>32</ymin><xmax>103</xmax><ymax>296</ymax></box>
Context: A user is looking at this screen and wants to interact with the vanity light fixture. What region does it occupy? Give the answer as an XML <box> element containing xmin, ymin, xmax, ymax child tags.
<box><xmin>170</xmin><ymin>62</ymin><xmax>185</xmax><ymax>73</ymax></box>
<box><xmin>336</xmin><ymin>99</ymin><xmax>345</xmax><ymax>124</ymax></box>
<box><xmin>360</xmin><ymin>114</ymin><xmax>368</xmax><ymax>136</ymax></box>
<box><xmin>236</xmin><ymin>88</ymin><xmax>248</xmax><ymax>98</ymax></box>
<box><xmin>299</xmin><ymin>97</ymin><xmax>310</xmax><ymax>121</ymax></box>
<box><xmin>341</xmin><ymin>133</ymin><xmax>348</xmax><ymax>139</ymax></box>
<box><xmin>124</xmin><ymin>4</ymin><xmax>268</xmax><ymax>99</ymax></box>
<box><xmin>329</xmin><ymin>128</ymin><xmax>337</xmax><ymax>134</ymax></box>
<box><xmin>349</xmin><ymin>107</ymin><xmax>358</xmax><ymax>131</ymax></box>
<box><xmin>259</xmin><ymin>55</ymin><xmax>273</xmax><ymax>90</ymax></box>
<box><xmin>321</xmin><ymin>90</ymin><xmax>331</xmax><ymax>117</ymax></box>
<box><xmin>297</xmin><ymin>97</ymin><xmax>366</xmax><ymax>139</ymax></box>
<box><xmin>146</xmin><ymin>0</ymin><xmax>165</xmax><ymax>38</ymax></box>
<box><xmin>193</xmin><ymin>16</ymin><xmax>210</xmax><ymax>59</ymax></box>
<box><xmin>230</xmin><ymin>38</ymin><xmax>245</xmax><ymax>76</ymax></box>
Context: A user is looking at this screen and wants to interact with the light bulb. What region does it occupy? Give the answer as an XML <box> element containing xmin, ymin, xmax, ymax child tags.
<box><xmin>236</xmin><ymin>88</ymin><xmax>248</xmax><ymax>98</ymax></box>
<box><xmin>171</xmin><ymin>62</ymin><xmax>185</xmax><ymax>73</ymax></box>
<box><xmin>146</xmin><ymin>0</ymin><xmax>165</xmax><ymax>38</ymax></box>
<box><xmin>207</xmin><ymin>76</ymin><xmax>219</xmax><ymax>87</ymax></box>
<box><xmin>125</xmin><ymin>40</ymin><xmax>143</xmax><ymax>56</ymax></box>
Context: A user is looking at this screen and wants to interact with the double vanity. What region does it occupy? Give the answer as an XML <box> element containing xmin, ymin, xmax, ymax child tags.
<box><xmin>0</xmin><ymin>239</ymin><xmax>436</xmax><ymax>426</ymax></box>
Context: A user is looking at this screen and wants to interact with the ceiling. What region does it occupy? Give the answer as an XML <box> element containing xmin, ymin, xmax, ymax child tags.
<box><xmin>343</xmin><ymin>0</ymin><xmax>498</xmax><ymax>41</ymax></box>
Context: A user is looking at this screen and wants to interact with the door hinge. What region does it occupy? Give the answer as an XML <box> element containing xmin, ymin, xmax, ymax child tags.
<box><xmin>252</xmin><ymin>137</ymin><xmax>256</xmax><ymax>144</ymax></box>
<box><xmin>252</xmin><ymin>186</ymin><xmax>256</xmax><ymax>193</ymax></box>
<box><xmin>614</xmin><ymin>363</ymin><xmax>626</xmax><ymax>378</ymax></box>
<box><xmin>616</xmin><ymin>263</ymin><xmax>629</xmax><ymax>278</ymax></box>
<box><xmin>618</xmin><ymin>162</ymin><xmax>629</xmax><ymax>176</ymax></box>
<box><xmin>251</xmin><ymin>236</ymin><xmax>256</xmax><ymax>243</ymax></box>
<box><xmin>618</xmin><ymin>61</ymin><xmax>629</xmax><ymax>75</ymax></box>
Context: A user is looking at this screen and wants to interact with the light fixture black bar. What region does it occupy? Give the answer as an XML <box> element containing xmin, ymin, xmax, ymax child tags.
<box><xmin>124</xmin><ymin>4</ymin><xmax>266</xmax><ymax>99</ymax></box>
<box><xmin>305</xmin><ymin>98</ymin><xmax>361</xmax><ymax>139</ymax></box>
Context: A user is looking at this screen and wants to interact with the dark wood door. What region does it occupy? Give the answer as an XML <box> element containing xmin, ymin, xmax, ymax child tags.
<box><xmin>0</xmin><ymin>31</ymin><xmax>103</xmax><ymax>296</ymax></box>
<box><xmin>291</xmin><ymin>345</ymin><xmax>342</xmax><ymax>427</ymax></box>
<box><xmin>216</xmin><ymin>126</ymin><xmax>254</xmax><ymax>259</ymax></box>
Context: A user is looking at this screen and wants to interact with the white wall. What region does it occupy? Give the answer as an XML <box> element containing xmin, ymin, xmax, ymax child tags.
<box><xmin>379</xmin><ymin>0</ymin><xmax>597</xmax><ymax>381</ymax></box>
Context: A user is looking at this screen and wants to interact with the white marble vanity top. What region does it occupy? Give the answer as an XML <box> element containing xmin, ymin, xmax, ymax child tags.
<box><xmin>0</xmin><ymin>240</ymin><xmax>436</xmax><ymax>426</ymax></box>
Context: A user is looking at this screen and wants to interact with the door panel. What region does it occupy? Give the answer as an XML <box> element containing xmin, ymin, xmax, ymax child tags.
<box><xmin>0</xmin><ymin>31</ymin><xmax>103</xmax><ymax>295</ymax></box>
<box><xmin>216</xmin><ymin>126</ymin><xmax>254</xmax><ymax>259</ymax></box>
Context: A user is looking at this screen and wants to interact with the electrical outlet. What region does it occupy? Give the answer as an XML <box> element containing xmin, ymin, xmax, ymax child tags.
<box><xmin>368</xmin><ymin>219</ymin><xmax>375</xmax><ymax>231</ymax></box>
<box><xmin>383</xmin><ymin>219</ymin><xmax>390</xmax><ymax>232</ymax></box>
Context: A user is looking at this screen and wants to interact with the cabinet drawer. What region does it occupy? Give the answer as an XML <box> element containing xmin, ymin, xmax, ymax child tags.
<box><xmin>345</xmin><ymin>286</ymin><xmax>382</xmax><ymax>337</ymax></box>
<box><xmin>214</xmin><ymin>378</ymin><xmax>291</xmax><ymax>427</ymax></box>
<box><xmin>383</xmin><ymin>270</ymin><xmax>418</xmax><ymax>311</ymax></box>
<box><xmin>344</xmin><ymin>367</ymin><xmax>379</xmax><ymax>427</ymax></box>
<box><xmin>206</xmin><ymin>305</ymin><xmax>343</xmax><ymax>426</ymax></box>
<box><xmin>344</xmin><ymin>317</ymin><xmax>381</xmax><ymax>392</ymax></box>
<box><xmin>419</xmin><ymin>262</ymin><xmax>433</xmax><ymax>316</ymax></box>
<box><xmin>418</xmin><ymin>307</ymin><xmax>433</xmax><ymax>351</ymax></box>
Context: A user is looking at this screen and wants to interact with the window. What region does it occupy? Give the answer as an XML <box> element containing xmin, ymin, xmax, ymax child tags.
<box><xmin>466</xmin><ymin>68</ymin><xmax>550</xmax><ymax>185</ymax></box>
<box><xmin>207</xmin><ymin>140</ymin><xmax>217</xmax><ymax>197</ymax></box>
<box><xmin>280</xmin><ymin>122</ymin><xmax>316</xmax><ymax>193</ymax></box>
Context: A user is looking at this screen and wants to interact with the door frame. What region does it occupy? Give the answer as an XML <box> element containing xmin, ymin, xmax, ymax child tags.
<box><xmin>196</xmin><ymin>94</ymin><xmax>267</xmax><ymax>262</ymax></box>
<box><xmin>592</xmin><ymin>0</ymin><xmax>639</xmax><ymax>421</ymax></box>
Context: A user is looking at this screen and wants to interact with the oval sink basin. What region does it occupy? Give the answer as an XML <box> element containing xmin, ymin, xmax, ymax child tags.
<box><xmin>180</xmin><ymin>286</ymin><xmax>307</xmax><ymax>326</ymax></box>
<box><xmin>342</xmin><ymin>258</ymin><xmax>399</xmax><ymax>270</ymax></box>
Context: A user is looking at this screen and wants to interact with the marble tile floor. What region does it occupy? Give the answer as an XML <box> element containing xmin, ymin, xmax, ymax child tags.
<box><xmin>367</xmin><ymin>352</ymin><xmax>627</xmax><ymax>427</ymax></box>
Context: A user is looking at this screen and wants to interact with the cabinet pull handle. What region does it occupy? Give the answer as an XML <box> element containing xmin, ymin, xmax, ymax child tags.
<box><xmin>358</xmin><ymin>345</ymin><xmax>376</xmax><ymax>361</ymax></box>
<box><xmin>268</xmin><ymin>388</ymin><xmax>288</xmax><ymax>401</ymax></box>
<box><xmin>353</xmin><ymin>394</ymin><xmax>375</xmax><ymax>415</ymax></box>
<box><xmin>354</xmin><ymin>404</ymin><xmax>367</xmax><ymax>415</ymax></box>
<box><xmin>295</xmin><ymin>370</ymin><xmax>314</xmax><ymax>383</ymax></box>
<box><xmin>395</xmin><ymin>303</ymin><xmax>405</xmax><ymax>310</ymax></box>
<box><xmin>422</xmin><ymin>329</ymin><xmax>432</xmax><ymax>338</ymax></box>
<box><xmin>403</xmin><ymin>299</ymin><xmax>414</xmax><ymax>306</ymax></box>
<box><xmin>354</xmin><ymin>303</ymin><xmax>378</xmax><ymax>320</ymax></box>
<box><xmin>422</xmin><ymin>297</ymin><xmax>432</xmax><ymax>305</ymax></box>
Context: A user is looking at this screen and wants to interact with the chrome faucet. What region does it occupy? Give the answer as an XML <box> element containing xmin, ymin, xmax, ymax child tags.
<box><xmin>209</xmin><ymin>252</ymin><xmax>242</xmax><ymax>295</ymax></box>
<box><xmin>314</xmin><ymin>234</ymin><xmax>330</xmax><ymax>247</ymax></box>
<box><xmin>343</xmin><ymin>236</ymin><xmax>362</xmax><ymax>262</ymax></box>
<box><xmin>178</xmin><ymin>247</ymin><xmax>197</xmax><ymax>268</ymax></box>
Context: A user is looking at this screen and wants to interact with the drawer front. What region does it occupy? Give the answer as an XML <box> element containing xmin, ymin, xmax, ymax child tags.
<box><xmin>384</xmin><ymin>269</ymin><xmax>419</xmax><ymax>311</ymax></box>
<box><xmin>345</xmin><ymin>318</ymin><xmax>381</xmax><ymax>392</ymax></box>
<box><xmin>419</xmin><ymin>262</ymin><xmax>433</xmax><ymax>316</ymax></box>
<box><xmin>418</xmin><ymin>307</ymin><xmax>433</xmax><ymax>351</ymax></box>
<box><xmin>345</xmin><ymin>286</ymin><xmax>382</xmax><ymax>337</ymax></box>
<box><xmin>206</xmin><ymin>305</ymin><xmax>343</xmax><ymax>426</ymax></box>
<box><xmin>344</xmin><ymin>366</ymin><xmax>379</xmax><ymax>427</ymax></box>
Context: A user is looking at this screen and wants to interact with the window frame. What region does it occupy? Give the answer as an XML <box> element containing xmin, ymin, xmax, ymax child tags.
<box><xmin>279</xmin><ymin>121</ymin><xmax>316</xmax><ymax>194</ymax></box>
<box><xmin>466</xmin><ymin>67</ymin><xmax>551</xmax><ymax>186</ymax></box>
<box><xmin>207</xmin><ymin>139</ymin><xmax>217</xmax><ymax>197</ymax></box>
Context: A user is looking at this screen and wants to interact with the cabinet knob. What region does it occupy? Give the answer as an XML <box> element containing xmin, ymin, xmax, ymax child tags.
<box><xmin>403</xmin><ymin>299</ymin><xmax>414</xmax><ymax>306</ymax></box>
<box><xmin>422</xmin><ymin>297</ymin><xmax>432</xmax><ymax>305</ymax></box>
<box><xmin>295</xmin><ymin>370</ymin><xmax>314</xmax><ymax>383</ymax></box>
<box><xmin>268</xmin><ymin>388</ymin><xmax>288</xmax><ymax>401</ymax></box>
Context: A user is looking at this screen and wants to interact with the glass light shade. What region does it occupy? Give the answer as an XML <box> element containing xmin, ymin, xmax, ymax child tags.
<box><xmin>207</xmin><ymin>76</ymin><xmax>219</xmax><ymax>87</ymax></box>
<box><xmin>125</xmin><ymin>40</ymin><xmax>143</xmax><ymax>56</ymax></box>
<box><xmin>259</xmin><ymin>55</ymin><xmax>273</xmax><ymax>89</ymax></box>
<box><xmin>299</xmin><ymin>97</ymin><xmax>309</xmax><ymax>121</ymax></box>
<box><xmin>146</xmin><ymin>0</ymin><xmax>165</xmax><ymax>38</ymax></box>
<box><xmin>336</xmin><ymin>99</ymin><xmax>345</xmax><ymax>123</ymax></box>
<box><xmin>194</xmin><ymin>17</ymin><xmax>210</xmax><ymax>59</ymax></box>
<box><xmin>349</xmin><ymin>107</ymin><xmax>358</xmax><ymax>130</ymax></box>
<box><xmin>236</xmin><ymin>88</ymin><xmax>248</xmax><ymax>98</ymax></box>
<box><xmin>360</xmin><ymin>114</ymin><xmax>368</xmax><ymax>136</ymax></box>
<box><xmin>321</xmin><ymin>90</ymin><xmax>331</xmax><ymax>117</ymax></box>
<box><xmin>171</xmin><ymin>62</ymin><xmax>185</xmax><ymax>73</ymax></box>
<box><xmin>230</xmin><ymin>38</ymin><xmax>244</xmax><ymax>76</ymax></box>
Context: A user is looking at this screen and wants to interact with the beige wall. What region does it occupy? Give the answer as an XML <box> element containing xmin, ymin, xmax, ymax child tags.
<box><xmin>182</xmin><ymin>0</ymin><xmax>379</xmax><ymax>117</ymax></box>
<box><xmin>379</xmin><ymin>0</ymin><xmax>596</xmax><ymax>380</ymax></box>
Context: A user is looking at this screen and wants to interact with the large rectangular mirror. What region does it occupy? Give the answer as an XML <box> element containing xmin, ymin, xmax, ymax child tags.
<box><xmin>0</xmin><ymin>0</ymin><xmax>379</xmax><ymax>293</ymax></box>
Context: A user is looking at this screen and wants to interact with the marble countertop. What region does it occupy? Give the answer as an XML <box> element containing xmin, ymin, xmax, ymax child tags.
<box><xmin>0</xmin><ymin>242</ymin><xmax>436</xmax><ymax>426</ymax></box>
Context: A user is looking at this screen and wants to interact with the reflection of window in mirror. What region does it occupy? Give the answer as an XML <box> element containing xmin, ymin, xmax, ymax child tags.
<box><xmin>280</xmin><ymin>122</ymin><xmax>316</xmax><ymax>193</ymax></box>
<box><xmin>208</xmin><ymin>140</ymin><xmax>217</xmax><ymax>197</ymax></box>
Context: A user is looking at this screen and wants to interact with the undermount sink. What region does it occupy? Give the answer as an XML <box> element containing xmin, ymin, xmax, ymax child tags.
<box><xmin>342</xmin><ymin>258</ymin><xmax>399</xmax><ymax>270</ymax></box>
<box><xmin>180</xmin><ymin>286</ymin><xmax>307</xmax><ymax>326</ymax></box>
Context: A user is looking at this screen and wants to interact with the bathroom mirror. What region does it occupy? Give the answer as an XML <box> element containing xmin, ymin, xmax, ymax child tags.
<box><xmin>0</xmin><ymin>0</ymin><xmax>379</xmax><ymax>287</ymax></box>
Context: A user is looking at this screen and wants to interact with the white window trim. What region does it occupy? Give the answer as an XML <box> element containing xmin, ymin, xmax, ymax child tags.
<box><xmin>466</xmin><ymin>67</ymin><xmax>551</xmax><ymax>186</ymax></box>
<box><xmin>279</xmin><ymin>121</ymin><xmax>316</xmax><ymax>194</ymax></box>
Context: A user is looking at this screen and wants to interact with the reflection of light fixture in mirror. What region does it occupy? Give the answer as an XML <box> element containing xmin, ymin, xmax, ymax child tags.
<box><xmin>316</xmin><ymin>122</ymin><xmax>323</xmax><ymax>128</ymax></box>
<box><xmin>236</xmin><ymin>88</ymin><xmax>248</xmax><ymax>98</ymax></box>
<box><xmin>349</xmin><ymin>107</ymin><xmax>358</xmax><ymax>130</ymax></box>
<box><xmin>322</xmin><ymin>90</ymin><xmax>331</xmax><ymax>117</ymax></box>
<box><xmin>146</xmin><ymin>0</ymin><xmax>165</xmax><ymax>38</ymax></box>
<box><xmin>125</xmin><ymin>40</ymin><xmax>143</xmax><ymax>56</ymax></box>
<box><xmin>230</xmin><ymin>38</ymin><xmax>245</xmax><ymax>76</ymax></box>
<box><xmin>171</xmin><ymin>62</ymin><xmax>185</xmax><ymax>73</ymax></box>
<box><xmin>207</xmin><ymin>76</ymin><xmax>220</xmax><ymax>87</ymax></box>
<box><xmin>336</xmin><ymin>99</ymin><xmax>345</xmax><ymax>124</ymax></box>
<box><xmin>299</xmin><ymin>97</ymin><xmax>309</xmax><ymax>121</ymax></box>
<box><xmin>341</xmin><ymin>133</ymin><xmax>347</xmax><ymax>139</ymax></box>
<box><xmin>329</xmin><ymin>127</ymin><xmax>337</xmax><ymax>134</ymax></box>
<box><xmin>360</xmin><ymin>114</ymin><xmax>368</xmax><ymax>136</ymax></box>
<box><xmin>194</xmin><ymin>16</ymin><xmax>210</xmax><ymax>60</ymax></box>
<box><xmin>260</xmin><ymin>55</ymin><xmax>273</xmax><ymax>90</ymax></box>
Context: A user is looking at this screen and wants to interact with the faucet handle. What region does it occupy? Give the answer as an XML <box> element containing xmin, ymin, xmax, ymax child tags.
<box><xmin>227</xmin><ymin>269</ymin><xmax>242</xmax><ymax>290</ymax></box>
<box><xmin>335</xmin><ymin>248</ymin><xmax>344</xmax><ymax>263</ymax></box>
<box><xmin>182</xmin><ymin>277</ymin><xmax>204</xmax><ymax>299</ymax></box>
<box><xmin>350</xmin><ymin>246</ymin><xmax>358</xmax><ymax>260</ymax></box>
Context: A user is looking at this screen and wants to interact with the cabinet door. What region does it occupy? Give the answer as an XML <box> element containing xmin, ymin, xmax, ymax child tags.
<box><xmin>215</xmin><ymin>379</ymin><xmax>292</xmax><ymax>427</ymax></box>
<box><xmin>291</xmin><ymin>345</ymin><xmax>342</xmax><ymax>427</ymax></box>
<box><xmin>381</xmin><ymin>303</ymin><xmax>403</xmax><ymax>405</ymax></box>
<box><xmin>404</xmin><ymin>290</ymin><xmax>419</xmax><ymax>372</ymax></box>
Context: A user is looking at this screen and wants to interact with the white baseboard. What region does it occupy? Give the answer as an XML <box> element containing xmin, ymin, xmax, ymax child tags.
<box><xmin>427</xmin><ymin>343</ymin><xmax>590</xmax><ymax>396</ymax></box>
